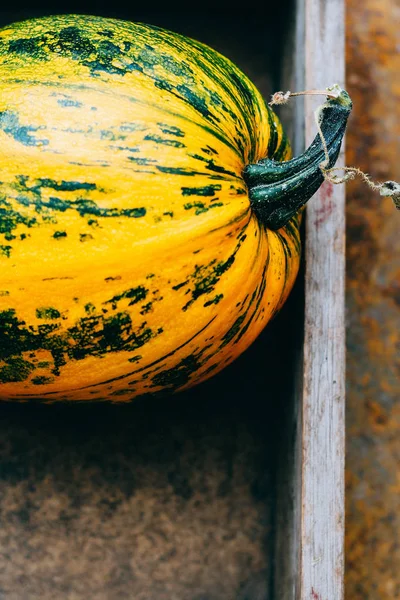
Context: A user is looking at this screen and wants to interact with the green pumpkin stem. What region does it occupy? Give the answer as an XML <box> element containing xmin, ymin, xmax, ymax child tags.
<box><xmin>243</xmin><ymin>86</ymin><xmax>352</xmax><ymax>230</ymax></box>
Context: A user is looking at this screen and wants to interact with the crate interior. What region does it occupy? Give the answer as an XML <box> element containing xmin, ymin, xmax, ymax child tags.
<box><xmin>0</xmin><ymin>4</ymin><xmax>303</xmax><ymax>599</ymax></box>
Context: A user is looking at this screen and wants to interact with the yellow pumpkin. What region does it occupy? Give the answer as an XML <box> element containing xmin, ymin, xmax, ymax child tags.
<box><xmin>0</xmin><ymin>14</ymin><xmax>351</xmax><ymax>402</ymax></box>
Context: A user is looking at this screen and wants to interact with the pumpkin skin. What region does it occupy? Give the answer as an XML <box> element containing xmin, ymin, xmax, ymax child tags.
<box><xmin>0</xmin><ymin>14</ymin><xmax>300</xmax><ymax>402</ymax></box>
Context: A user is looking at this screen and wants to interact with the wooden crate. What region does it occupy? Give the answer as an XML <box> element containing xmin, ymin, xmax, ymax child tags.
<box><xmin>0</xmin><ymin>2</ymin><xmax>345</xmax><ymax>599</ymax></box>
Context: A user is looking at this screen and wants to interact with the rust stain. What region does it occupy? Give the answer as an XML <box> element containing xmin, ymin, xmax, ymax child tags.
<box><xmin>314</xmin><ymin>181</ymin><xmax>334</xmax><ymax>227</ymax></box>
<box><xmin>345</xmin><ymin>0</ymin><xmax>400</xmax><ymax>599</ymax></box>
<box><xmin>381</xmin><ymin>273</ymin><xmax>400</xmax><ymax>306</ymax></box>
<box><xmin>311</xmin><ymin>587</ymin><xmax>322</xmax><ymax>600</ymax></box>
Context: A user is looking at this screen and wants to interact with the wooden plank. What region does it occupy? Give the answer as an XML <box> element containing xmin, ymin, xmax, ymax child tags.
<box><xmin>300</xmin><ymin>0</ymin><xmax>346</xmax><ymax>598</ymax></box>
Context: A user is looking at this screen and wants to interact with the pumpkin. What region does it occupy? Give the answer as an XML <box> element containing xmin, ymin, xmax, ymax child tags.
<box><xmin>0</xmin><ymin>14</ymin><xmax>351</xmax><ymax>402</ymax></box>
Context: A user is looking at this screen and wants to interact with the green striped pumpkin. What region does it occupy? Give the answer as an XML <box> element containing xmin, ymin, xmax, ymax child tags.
<box><xmin>0</xmin><ymin>14</ymin><xmax>351</xmax><ymax>402</ymax></box>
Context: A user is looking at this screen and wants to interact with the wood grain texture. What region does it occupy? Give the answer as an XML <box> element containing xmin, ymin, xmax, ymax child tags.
<box><xmin>270</xmin><ymin>1</ymin><xmax>346</xmax><ymax>597</ymax></box>
<box><xmin>345</xmin><ymin>1</ymin><xmax>400</xmax><ymax>598</ymax></box>
<box><xmin>300</xmin><ymin>0</ymin><xmax>346</xmax><ymax>598</ymax></box>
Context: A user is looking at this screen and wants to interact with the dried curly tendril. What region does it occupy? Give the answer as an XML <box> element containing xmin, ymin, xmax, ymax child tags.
<box><xmin>269</xmin><ymin>84</ymin><xmax>400</xmax><ymax>210</ymax></box>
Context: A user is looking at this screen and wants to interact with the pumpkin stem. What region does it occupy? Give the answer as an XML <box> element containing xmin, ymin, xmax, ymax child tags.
<box><xmin>268</xmin><ymin>88</ymin><xmax>341</xmax><ymax>106</ymax></box>
<box><xmin>243</xmin><ymin>85</ymin><xmax>352</xmax><ymax>230</ymax></box>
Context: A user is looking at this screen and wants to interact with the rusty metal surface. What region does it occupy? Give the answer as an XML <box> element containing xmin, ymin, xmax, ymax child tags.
<box><xmin>345</xmin><ymin>0</ymin><xmax>400</xmax><ymax>598</ymax></box>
